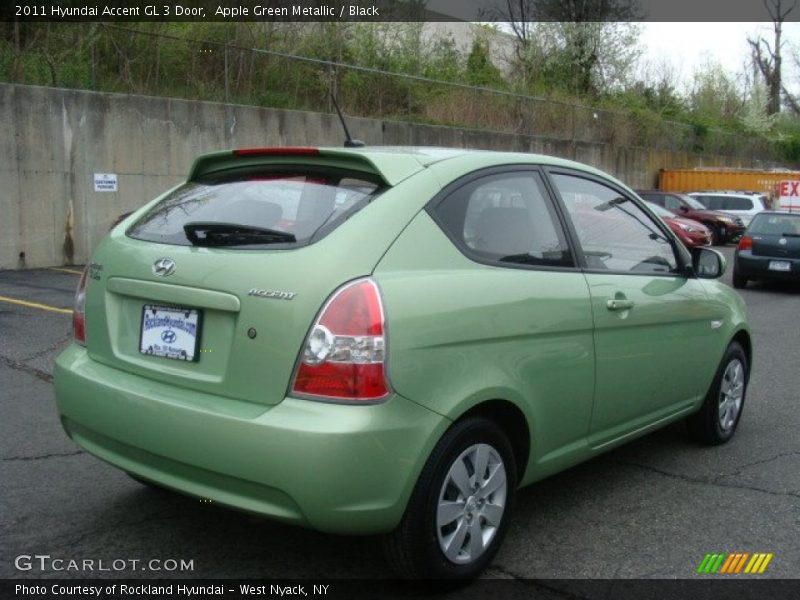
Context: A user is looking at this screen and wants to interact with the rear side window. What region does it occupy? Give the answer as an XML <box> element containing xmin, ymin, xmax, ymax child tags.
<box><xmin>697</xmin><ymin>195</ymin><xmax>754</xmax><ymax>211</ymax></box>
<box><xmin>127</xmin><ymin>168</ymin><xmax>383</xmax><ymax>248</ymax></box>
<box><xmin>693</xmin><ymin>195</ymin><xmax>719</xmax><ymax>209</ymax></box>
<box><xmin>432</xmin><ymin>171</ymin><xmax>573</xmax><ymax>268</ymax></box>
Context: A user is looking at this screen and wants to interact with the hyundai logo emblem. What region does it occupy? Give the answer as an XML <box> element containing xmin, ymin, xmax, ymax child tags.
<box><xmin>153</xmin><ymin>258</ymin><xmax>176</xmax><ymax>277</ymax></box>
<box><xmin>161</xmin><ymin>330</ymin><xmax>177</xmax><ymax>344</ymax></box>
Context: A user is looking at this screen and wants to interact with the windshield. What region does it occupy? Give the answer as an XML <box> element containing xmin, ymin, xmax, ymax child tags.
<box><xmin>127</xmin><ymin>168</ymin><xmax>384</xmax><ymax>248</ymax></box>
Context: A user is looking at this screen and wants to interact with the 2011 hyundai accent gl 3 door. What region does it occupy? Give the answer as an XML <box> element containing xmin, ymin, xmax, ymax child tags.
<box><xmin>54</xmin><ymin>147</ymin><xmax>751</xmax><ymax>580</ymax></box>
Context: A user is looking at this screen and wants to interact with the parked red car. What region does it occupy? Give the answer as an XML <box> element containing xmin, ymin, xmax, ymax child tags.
<box><xmin>637</xmin><ymin>190</ymin><xmax>745</xmax><ymax>245</ymax></box>
<box><xmin>644</xmin><ymin>201</ymin><xmax>712</xmax><ymax>248</ymax></box>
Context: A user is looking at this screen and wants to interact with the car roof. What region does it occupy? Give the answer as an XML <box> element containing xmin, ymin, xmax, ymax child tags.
<box><xmin>688</xmin><ymin>190</ymin><xmax>766</xmax><ymax>197</ymax></box>
<box><xmin>191</xmin><ymin>145</ymin><xmax>617</xmax><ymax>187</ymax></box>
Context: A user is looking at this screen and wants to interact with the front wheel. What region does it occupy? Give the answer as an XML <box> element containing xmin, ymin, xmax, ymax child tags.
<box><xmin>687</xmin><ymin>342</ymin><xmax>748</xmax><ymax>445</ymax></box>
<box><xmin>384</xmin><ymin>417</ymin><xmax>517</xmax><ymax>580</ymax></box>
<box><xmin>709</xmin><ymin>225</ymin><xmax>722</xmax><ymax>246</ymax></box>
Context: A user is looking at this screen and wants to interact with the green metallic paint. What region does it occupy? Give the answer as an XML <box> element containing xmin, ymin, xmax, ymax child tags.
<box><xmin>85</xmin><ymin>167</ymin><xmax>441</xmax><ymax>406</ymax></box>
<box><xmin>54</xmin><ymin>146</ymin><xmax>752</xmax><ymax>535</ymax></box>
<box><xmin>374</xmin><ymin>211</ymin><xmax>596</xmax><ymax>487</ymax></box>
<box><xmin>188</xmin><ymin>149</ymin><xmax>431</xmax><ymax>186</ymax></box>
<box><xmin>55</xmin><ymin>344</ymin><xmax>450</xmax><ymax>533</ymax></box>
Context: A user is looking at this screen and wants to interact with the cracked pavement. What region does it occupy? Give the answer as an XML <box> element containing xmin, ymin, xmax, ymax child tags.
<box><xmin>1</xmin><ymin>252</ymin><xmax>798</xmax><ymax>580</ymax></box>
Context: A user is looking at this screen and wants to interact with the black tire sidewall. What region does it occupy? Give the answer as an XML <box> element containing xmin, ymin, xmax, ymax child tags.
<box><xmin>413</xmin><ymin>418</ymin><xmax>518</xmax><ymax>579</ymax></box>
<box><xmin>693</xmin><ymin>342</ymin><xmax>748</xmax><ymax>444</ymax></box>
<box><xmin>709</xmin><ymin>224</ymin><xmax>721</xmax><ymax>245</ymax></box>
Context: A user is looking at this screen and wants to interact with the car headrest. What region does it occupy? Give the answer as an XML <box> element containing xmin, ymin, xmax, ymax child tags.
<box><xmin>475</xmin><ymin>207</ymin><xmax>531</xmax><ymax>256</ymax></box>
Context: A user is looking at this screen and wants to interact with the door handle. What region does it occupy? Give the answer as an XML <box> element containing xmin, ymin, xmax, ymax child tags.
<box><xmin>607</xmin><ymin>298</ymin><xmax>635</xmax><ymax>311</ymax></box>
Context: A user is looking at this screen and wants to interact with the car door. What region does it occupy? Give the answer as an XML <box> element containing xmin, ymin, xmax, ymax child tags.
<box><xmin>380</xmin><ymin>167</ymin><xmax>597</xmax><ymax>475</ymax></box>
<box><xmin>547</xmin><ymin>170</ymin><xmax>719</xmax><ymax>448</ymax></box>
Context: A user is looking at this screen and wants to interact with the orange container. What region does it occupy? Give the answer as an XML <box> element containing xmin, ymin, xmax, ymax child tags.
<box><xmin>658</xmin><ymin>168</ymin><xmax>800</xmax><ymax>198</ymax></box>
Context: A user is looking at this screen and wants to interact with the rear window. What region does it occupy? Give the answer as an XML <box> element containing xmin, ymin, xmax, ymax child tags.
<box><xmin>127</xmin><ymin>168</ymin><xmax>384</xmax><ymax>248</ymax></box>
<box><xmin>748</xmin><ymin>214</ymin><xmax>800</xmax><ymax>235</ymax></box>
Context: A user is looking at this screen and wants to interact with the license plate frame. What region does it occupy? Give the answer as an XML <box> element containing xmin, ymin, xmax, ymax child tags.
<box><xmin>768</xmin><ymin>260</ymin><xmax>792</xmax><ymax>272</ymax></box>
<box><xmin>139</xmin><ymin>304</ymin><xmax>202</xmax><ymax>362</ymax></box>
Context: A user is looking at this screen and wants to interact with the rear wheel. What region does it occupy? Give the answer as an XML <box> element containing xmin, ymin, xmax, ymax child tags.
<box><xmin>687</xmin><ymin>342</ymin><xmax>748</xmax><ymax>445</ymax></box>
<box><xmin>384</xmin><ymin>417</ymin><xmax>517</xmax><ymax>580</ymax></box>
<box><xmin>732</xmin><ymin>270</ymin><xmax>748</xmax><ymax>289</ymax></box>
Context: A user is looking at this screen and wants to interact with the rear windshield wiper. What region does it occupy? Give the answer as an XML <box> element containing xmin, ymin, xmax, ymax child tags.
<box><xmin>183</xmin><ymin>222</ymin><xmax>296</xmax><ymax>247</ymax></box>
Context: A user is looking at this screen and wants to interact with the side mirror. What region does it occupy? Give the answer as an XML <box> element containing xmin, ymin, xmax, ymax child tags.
<box><xmin>679</xmin><ymin>205</ymin><xmax>690</xmax><ymax>213</ymax></box>
<box><xmin>691</xmin><ymin>247</ymin><xmax>726</xmax><ymax>279</ymax></box>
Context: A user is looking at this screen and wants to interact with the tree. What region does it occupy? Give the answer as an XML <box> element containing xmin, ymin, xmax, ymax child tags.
<box><xmin>496</xmin><ymin>0</ymin><xmax>642</xmax><ymax>95</ymax></box>
<box><xmin>465</xmin><ymin>38</ymin><xmax>503</xmax><ymax>87</ymax></box>
<box><xmin>689</xmin><ymin>59</ymin><xmax>745</xmax><ymax>123</ymax></box>
<box><xmin>747</xmin><ymin>0</ymin><xmax>796</xmax><ymax>115</ymax></box>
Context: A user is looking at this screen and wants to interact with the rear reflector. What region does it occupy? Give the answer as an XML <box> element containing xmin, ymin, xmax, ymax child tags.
<box><xmin>738</xmin><ymin>235</ymin><xmax>753</xmax><ymax>251</ymax></box>
<box><xmin>291</xmin><ymin>279</ymin><xmax>389</xmax><ymax>402</ymax></box>
<box><xmin>233</xmin><ymin>147</ymin><xmax>319</xmax><ymax>156</ymax></box>
<box><xmin>73</xmin><ymin>267</ymin><xmax>88</xmax><ymax>346</ymax></box>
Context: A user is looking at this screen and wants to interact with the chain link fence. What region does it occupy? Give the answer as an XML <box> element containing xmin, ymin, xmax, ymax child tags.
<box><xmin>0</xmin><ymin>23</ymin><xmax>776</xmax><ymax>159</ymax></box>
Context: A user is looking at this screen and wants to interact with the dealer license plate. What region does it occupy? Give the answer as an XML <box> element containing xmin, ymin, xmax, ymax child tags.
<box><xmin>139</xmin><ymin>304</ymin><xmax>201</xmax><ymax>361</ymax></box>
<box><xmin>769</xmin><ymin>260</ymin><xmax>791</xmax><ymax>272</ymax></box>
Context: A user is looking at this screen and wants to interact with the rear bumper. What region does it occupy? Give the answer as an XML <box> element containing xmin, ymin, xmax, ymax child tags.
<box><xmin>54</xmin><ymin>345</ymin><xmax>448</xmax><ymax>534</ymax></box>
<box><xmin>735</xmin><ymin>251</ymin><xmax>800</xmax><ymax>280</ymax></box>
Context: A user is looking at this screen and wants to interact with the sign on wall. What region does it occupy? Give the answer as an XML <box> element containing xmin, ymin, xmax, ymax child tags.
<box><xmin>93</xmin><ymin>173</ymin><xmax>118</xmax><ymax>192</ymax></box>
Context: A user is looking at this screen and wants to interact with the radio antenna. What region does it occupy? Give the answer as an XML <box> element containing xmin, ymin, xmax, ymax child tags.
<box><xmin>330</xmin><ymin>93</ymin><xmax>365</xmax><ymax>148</ymax></box>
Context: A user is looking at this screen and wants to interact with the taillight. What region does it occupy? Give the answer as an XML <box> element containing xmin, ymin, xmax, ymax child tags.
<box><xmin>738</xmin><ymin>235</ymin><xmax>753</xmax><ymax>251</ymax></box>
<box><xmin>291</xmin><ymin>279</ymin><xmax>389</xmax><ymax>402</ymax></box>
<box><xmin>72</xmin><ymin>267</ymin><xmax>88</xmax><ymax>345</ymax></box>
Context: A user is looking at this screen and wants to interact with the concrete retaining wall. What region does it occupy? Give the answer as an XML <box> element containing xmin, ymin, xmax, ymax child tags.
<box><xmin>0</xmin><ymin>83</ymin><xmax>783</xmax><ymax>269</ymax></box>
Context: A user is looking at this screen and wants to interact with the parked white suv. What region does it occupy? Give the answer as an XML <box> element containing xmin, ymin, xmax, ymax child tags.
<box><xmin>688</xmin><ymin>191</ymin><xmax>768</xmax><ymax>226</ymax></box>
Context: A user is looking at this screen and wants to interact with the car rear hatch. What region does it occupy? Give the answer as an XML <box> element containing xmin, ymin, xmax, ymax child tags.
<box><xmin>82</xmin><ymin>147</ymin><xmax>436</xmax><ymax>406</ymax></box>
<box><xmin>750</xmin><ymin>214</ymin><xmax>800</xmax><ymax>259</ymax></box>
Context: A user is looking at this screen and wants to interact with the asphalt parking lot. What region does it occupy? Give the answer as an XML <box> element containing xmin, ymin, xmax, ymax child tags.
<box><xmin>1</xmin><ymin>248</ymin><xmax>798</xmax><ymax>581</ymax></box>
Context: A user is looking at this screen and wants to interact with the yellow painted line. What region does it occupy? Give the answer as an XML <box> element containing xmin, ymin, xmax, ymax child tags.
<box><xmin>750</xmin><ymin>553</ymin><xmax>766</xmax><ymax>573</ymax></box>
<box><xmin>47</xmin><ymin>267</ymin><xmax>83</xmax><ymax>275</ymax></box>
<box><xmin>758</xmin><ymin>553</ymin><xmax>773</xmax><ymax>573</ymax></box>
<box><xmin>0</xmin><ymin>294</ymin><xmax>72</xmax><ymax>315</ymax></box>
<box><xmin>744</xmin><ymin>554</ymin><xmax>760</xmax><ymax>573</ymax></box>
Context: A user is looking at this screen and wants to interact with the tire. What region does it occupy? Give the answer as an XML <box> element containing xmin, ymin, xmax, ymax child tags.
<box><xmin>732</xmin><ymin>270</ymin><xmax>748</xmax><ymax>289</ymax></box>
<box><xmin>384</xmin><ymin>417</ymin><xmax>518</xmax><ymax>580</ymax></box>
<box><xmin>709</xmin><ymin>225</ymin><xmax>721</xmax><ymax>246</ymax></box>
<box><xmin>687</xmin><ymin>342</ymin><xmax>748</xmax><ymax>445</ymax></box>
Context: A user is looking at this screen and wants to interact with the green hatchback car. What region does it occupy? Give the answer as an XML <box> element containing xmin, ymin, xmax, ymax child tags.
<box><xmin>55</xmin><ymin>147</ymin><xmax>751</xmax><ymax>579</ymax></box>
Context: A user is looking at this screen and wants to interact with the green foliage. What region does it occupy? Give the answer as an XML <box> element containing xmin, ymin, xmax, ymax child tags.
<box><xmin>0</xmin><ymin>22</ymin><xmax>793</xmax><ymax>161</ymax></box>
<box><xmin>465</xmin><ymin>39</ymin><xmax>502</xmax><ymax>87</ymax></box>
<box><xmin>776</xmin><ymin>135</ymin><xmax>800</xmax><ymax>162</ymax></box>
